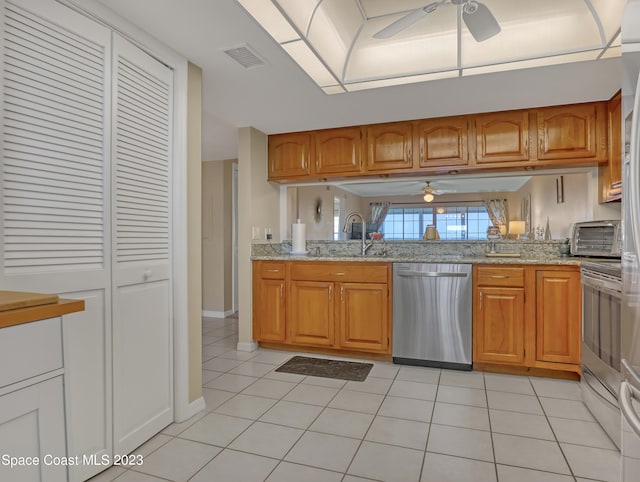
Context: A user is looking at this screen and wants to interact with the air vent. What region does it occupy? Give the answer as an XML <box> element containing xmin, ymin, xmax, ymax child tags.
<box><xmin>221</xmin><ymin>43</ymin><xmax>266</xmax><ymax>69</ymax></box>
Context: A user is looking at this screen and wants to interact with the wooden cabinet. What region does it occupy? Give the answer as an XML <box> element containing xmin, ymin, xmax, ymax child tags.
<box><xmin>473</xmin><ymin>267</ymin><xmax>526</xmax><ymax>365</ymax></box>
<box><xmin>289</xmin><ymin>280</ymin><xmax>335</xmax><ymax>346</ymax></box>
<box><xmin>536</xmin><ymin>103</ymin><xmax>604</xmax><ymax>161</ymax></box>
<box><xmin>253</xmin><ymin>261</ymin><xmax>391</xmax><ymax>355</ymax></box>
<box><xmin>315</xmin><ymin>126</ymin><xmax>363</xmax><ymax>175</ymax></box>
<box><xmin>415</xmin><ymin>117</ymin><xmax>469</xmax><ymax>168</ymax></box>
<box><xmin>339</xmin><ymin>282</ymin><xmax>389</xmax><ymax>352</ymax></box>
<box><xmin>365</xmin><ymin>121</ymin><xmax>414</xmax><ymax>172</ymax></box>
<box><xmin>268</xmin><ymin>133</ymin><xmax>312</xmax><ymax>179</ymax></box>
<box><xmin>600</xmin><ymin>91</ymin><xmax>622</xmax><ymax>202</ymax></box>
<box><xmin>253</xmin><ymin>261</ymin><xmax>287</xmax><ymax>343</ymax></box>
<box><xmin>473</xmin><ymin>265</ymin><xmax>582</xmax><ymax>376</ymax></box>
<box><xmin>536</xmin><ymin>269</ymin><xmax>581</xmax><ymax>365</ymax></box>
<box><xmin>474</xmin><ymin>111</ymin><xmax>529</xmax><ymax>164</ymax></box>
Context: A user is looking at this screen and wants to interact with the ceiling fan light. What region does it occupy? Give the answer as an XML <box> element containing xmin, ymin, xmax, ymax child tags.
<box><xmin>424</xmin><ymin>192</ymin><xmax>434</xmax><ymax>202</ymax></box>
<box><xmin>463</xmin><ymin>1</ymin><xmax>501</xmax><ymax>42</ymax></box>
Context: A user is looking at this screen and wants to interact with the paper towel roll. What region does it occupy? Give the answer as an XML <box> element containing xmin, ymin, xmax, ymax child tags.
<box><xmin>292</xmin><ymin>220</ymin><xmax>306</xmax><ymax>254</ymax></box>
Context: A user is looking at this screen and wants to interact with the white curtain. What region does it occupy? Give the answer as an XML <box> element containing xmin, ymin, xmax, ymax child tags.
<box><xmin>484</xmin><ymin>199</ymin><xmax>508</xmax><ymax>227</ymax></box>
<box><xmin>369</xmin><ymin>202</ymin><xmax>391</xmax><ymax>231</ymax></box>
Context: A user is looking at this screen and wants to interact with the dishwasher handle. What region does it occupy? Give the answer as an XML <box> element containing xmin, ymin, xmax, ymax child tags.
<box><xmin>396</xmin><ymin>270</ymin><xmax>468</xmax><ymax>278</ymax></box>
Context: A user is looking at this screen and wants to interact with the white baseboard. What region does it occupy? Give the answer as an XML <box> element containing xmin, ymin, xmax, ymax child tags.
<box><xmin>174</xmin><ymin>395</ymin><xmax>206</xmax><ymax>423</ymax></box>
<box><xmin>237</xmin><ymin>341</ymin><xmax>259</xmax><ymax>352</ymax></box>
<box><xmin>202</xmin><ymin>309</ymin><xmax>235</xmax><ymax>318</ymax></box>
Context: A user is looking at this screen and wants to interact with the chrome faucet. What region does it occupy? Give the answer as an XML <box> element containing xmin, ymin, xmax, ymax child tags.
<box><xmin>343</xmin><ymin>211</ymin><xmax>374</xmax><ymax>256</ymax></box>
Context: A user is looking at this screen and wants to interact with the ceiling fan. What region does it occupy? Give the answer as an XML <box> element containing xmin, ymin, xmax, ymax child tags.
<box><xmin>423</xmin><ymin>181</ymin><xmax>437</xmax><ymax>202</ymax></box>
<box><xmin>373</xmin><ymin>0</ymin><xmax>501</xmax><ymax>42</ymax></box>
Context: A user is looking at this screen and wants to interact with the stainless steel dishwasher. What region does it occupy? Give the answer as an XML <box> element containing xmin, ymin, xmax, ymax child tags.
<box><xmin>393</xmin><ymin>263</ymin><xmax>472</xmax><ymax>370</ymax></box>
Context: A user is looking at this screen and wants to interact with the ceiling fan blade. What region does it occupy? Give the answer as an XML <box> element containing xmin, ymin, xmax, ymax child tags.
<box><xmin>463</xmin><ymin>1</ymin><xmax>501</xmax><ymax>42</ymax></box>
<box><xmin>373</xmin><ymin>7</ymin><xmax>431</xmax><ymax>39</ymax></box>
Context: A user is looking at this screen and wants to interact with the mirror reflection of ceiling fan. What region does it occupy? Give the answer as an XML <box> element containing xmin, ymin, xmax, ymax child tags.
<box><xmin>373</xmin><ymin>0</ymin><xmax>501</xmax><ymax>42</ymax></box>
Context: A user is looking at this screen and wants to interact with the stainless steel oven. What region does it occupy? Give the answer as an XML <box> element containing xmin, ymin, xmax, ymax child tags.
<box><xmin>581</xmin><ymin>260</ymin><xmax>622</xmax><ymax>448</ymax></box>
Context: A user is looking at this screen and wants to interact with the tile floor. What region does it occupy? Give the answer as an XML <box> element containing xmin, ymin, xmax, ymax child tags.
<box><xmin>91</xmin><ymin>315</ymin><xmax>621</xmax><ymax>482</ymax></box>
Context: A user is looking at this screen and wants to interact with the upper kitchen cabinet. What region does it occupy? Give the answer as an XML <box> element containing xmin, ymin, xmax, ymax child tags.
<box><xmin>600</xmin><ymin>91</ymin><xmax>622</xmax><ymax>202</ymax></box>
<box><xmin>364</xmin><ymin>121</ymin><xmax>414</xmax><ymax>172</ymax></box>
<box><xmin>415</xmin><ymin>117</ymin><xmax>469</xmax><ymax>168</ymax></box>
<box><xmin>314</xmin><ymin>126</ymin><xmax>364</xmax><ymax>176</ymax></box>
<box><xmin>474</xmin><ymin>111</ymin><xmax>530</xmax><ymax>164</ymax></box>
<box><xmin>268</xmin><ymin>132</ymin><xmax>313</xmax><ymax>179</ymax></box>
<box><xmin>535</xmin><ymin>103</ymin><xmax>606</xmax><ymax>162</ymax></box>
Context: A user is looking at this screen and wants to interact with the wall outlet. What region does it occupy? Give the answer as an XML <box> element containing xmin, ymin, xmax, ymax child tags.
<box><xmin>265</xmin><ymin>227</ymin><xmax>272</xmax><ymax>240</ymax></box>
<box><xmin>252</xmin><ymin>227</ymin><xmax>261</xmax><ymax>240</ymax></box>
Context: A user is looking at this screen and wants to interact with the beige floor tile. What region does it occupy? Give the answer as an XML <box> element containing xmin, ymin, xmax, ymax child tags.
<box><xmin>368</xmin><ymin>363</ymin><xmax>400</xmax><ymax>379</ymax></box>
<box><xmin>496</xmin><ymin>465</ymin><xmax>574</xmax><ymax>482</ymax></box>
<box><xmin>178</xmin><ymin>412</ymin><xmax>252</xmax><ymax>447</ymax></box>
<box><xmin>283</xmin><ymin>384</ymin><xmax>340</xmax><ymax>406</ymax></box>
<box><xmin>530</xmin><ymin>377</ymin><xmax>581</xmax><ymax>400</ymax></box>
<box><xmin>348</xmin><ymin>441</ymin><xmax>424</xmax><ymax>482</ymax></box>
<box><xmin>229</xmin><ymin>421</ymin><xmax>303</xmax><ymax>459</ymax></box>
<box><xmin>539</xmin><ymin>397</ymin><xmax>596</xmax><ymax>421</ymax></box>
<box><xmin>388</xmin><ymin>380</ymin><xmax>438</xmax><ymax>400</ymax></box>
<box><xmin>561</xmin><ymin>443</ymin><xmax>621</xmax><ymax>482</ymax></box>
<box><xmin>88</xmin><ymin>466</ymin><xmax>126</xmax><ymax>482</ymax></box>
<box><xmin>328</xmin><ymin>389</ymin><xmax>384</xmax><ymax>414</ymax></box>
<box><xmin>486</xmin><ymin>390</ymin><xmax>543</xmax><ymax>415</ymax></box>
<box><xmin>202</xmin><ymin>369</ymin><xmax>224</xmax><ymax>385</ymax></box>
<box><xmin>365</xmin><ymin>415</ymin><xmax>429</xmax><ymax>450</ymax></box>
<box><xmin>432</xmin><ymin>402</ymin><xmax>490</xmax><ymax>431</ymax></box>
<box><xmin>266</xmin><ymin>462</ymin><xmax>343</xmax><ymax>482</ymax></box>
<box><xmin>301</xmin><ymin>375</ymin><xmax>347</xmax><ymax>388</ymax></box>
<box><xmin>489</xmin><ymin>409</ymin><xmax>555</xmax><ymax>440</ymax></box>
<box><xmin>251</xmin><ymin>350</ymin><xmax>295</xmax><ymax>365</ymax></box>
<box><xmin>229</xmin><ymin>361</ymin><xmax>277</xmax><ymax>377</ymax></box>
<box><xmin>241</xmin><ymin>378</ymin><xmax>297</xmax><ymax>399</ymax></box>
<box><xmin>201</xmin><ymin>357</ymin><xmax>244</xmax><ymax>372</ymax></box>
<box><xmin>263</xmin><ymin>369</ymin><xmax>307</xmax><ymax>383</ymax></box>
<box><xmin>134</xmin><ymin>438</ymin><xmax>220</xmax><ymax>482</ymax></box>
<box><xmin>396</xmin><ymin>366</ymin><xmax>441</xmax><ymax>384</ymax></box>
<box><xmin>161</xmin><ymin>410</ymin><xmax>208</xmax><ymax>436</ymax></box>
<box><xmin>131</xmin><ymin>433</ymin><xmax>172</xmax><ymax>457</ymax></box>
<box><xmin>439</xmin><ymin>370</ymin><xmax>485</xmax><ymax>389</ymax></box>
<box><xmin>189</xmin><ymin>449</ymin><xmax>278</xmax><ymax>482</ymax></box>
<box><xmin>493</xmin><ymin>433</ymin><xmax>570</xmax><ymax>474</ymax></box>
<box><xmin>345</xmin><ymin>376</ymin><xmax>393</xmax><ymax>394</ymax></box>
<box><xmin>285</xmin><ymin>431</ymin><xmax>360</xmax><ymax>473</ymax></box>
<box><xmin>204</xmin><ymin>373</ymin><xmax>258</xmax><ymax>392</ymax></box>
<box><xmin>484</xmin><ymin>373</ymin><xmax>535</xmax><ymax>395</ymax></box>
<box><xmin>427</xmin><ymin>424</ymin><xmax>494</xmax><ymax>462</ymax></box>
<box><xmin>421</xmin><ymin>452</ymin><xmax>496</xmax><ymax>482</ymax></box>
<box><xmin>309</xmin><ymin>408</ymin><xmax>374</xmax><ymax>439</ymax></box>
<box><xmin>259</xmin><ymin>400</ymin><xmax>324</xmax><ymax>429</ymax></box>
<box><xmin>436</xmin><ymin>385</ymin><xmax>487</xmax><ymax>408</ymax></box>
<box><xmin>549</xmin><ymin>417</ymin><xmax>618</xmax><ymax>450</ymax></box>
<box><xmin>113</xmin><ymin>471</ymin><xmax>167</xmax><ymax>482</ymax></box>
<box><xmin>378</xmin><ymin>396</ymin><xmax>434</xmax><ymax>422</ymax></box>
<box><xmin>213</xmin><ymin>393</ymin><xmax>277</xmax><ymax>420</ymax></box>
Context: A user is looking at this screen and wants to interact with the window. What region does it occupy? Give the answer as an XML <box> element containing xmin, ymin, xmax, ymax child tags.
<box><xmin>381</xmin><ymin>205</ymin><xmax>492</xmax><ymax>240</ymax></box>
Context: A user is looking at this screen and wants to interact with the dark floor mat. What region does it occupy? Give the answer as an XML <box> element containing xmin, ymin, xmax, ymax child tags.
<box><xmin>275</xmin><ymin>355</ymin><xmax>373</xmax><ymax>382</ymax></box>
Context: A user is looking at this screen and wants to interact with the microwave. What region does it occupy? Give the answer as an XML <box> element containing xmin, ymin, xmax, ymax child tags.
<box><xmin>570</xmin><ymin>220</ymin><xmax>622</xmax><ymax>257</ymax></box>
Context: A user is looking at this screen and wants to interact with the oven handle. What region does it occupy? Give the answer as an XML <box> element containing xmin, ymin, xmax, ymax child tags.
<box><xmin>396</xmin><ymin>271</ymin><xmax>468</xmax><ymax>278</ymax></box>
<box><xmin>620</xmin><ymin>381</ymin><xmax>640</xmax><ymax>438</ymax></box>
<box><xmin>581</xmin><ymin>274</ymin><xmax>622</xmax><ymax>298</ymax></box>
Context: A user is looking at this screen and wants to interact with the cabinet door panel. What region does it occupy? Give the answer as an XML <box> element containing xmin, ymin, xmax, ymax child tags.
<box><xmin>537</xmin><ymin>104</ymin><xmax>597</xmax><ymax>160</ymax></box>
<box><xmin>474</xmin><ymin>286</ymin><xmax>525</xmax><ymax>364</ymax></box>
<box><xmin>254</xmin><ymin>279</ymin><xmax>286</xmax><ymax>342</ymax></box>
<box><xmin>475</xmin><ymin>111</ymin><xmax>529</xmax><ymax>163</ymax></box>
<box><xmin>289</xmin><ymin>280</ymin><xmax>334</xmax><ymax>346</ymax></box>
<box><xmin>315</xmin><ymin>127</ymin><xmax>363</xmax><ymax>175</ymax></box>
<box><xmin>339</xmin><ymin>283</ymin><xmax>389</xmax><ymax>352</ymax></box>
<box><xmin>416</xmin><ymin>117</ymin><xmax>469</xmax><ymax>167</ymax></box>
<box><xmin>601</xmin><ymin>92</ymin><xmax>622</xmax><ymax>202</ymax></box>
<box><xmin>536</xmin><ymin>270</ymin><xmax>581</xmax><ymax>364</ymax></box>
<box><xmin>269</xmin><ymin>133</ymin><xmax>312</xmax><ymax>179</ymax></box>
<box><xmin>365</xmin><ymin>122</ymin><xmax>413</xmax><ymax>171</ymax></box>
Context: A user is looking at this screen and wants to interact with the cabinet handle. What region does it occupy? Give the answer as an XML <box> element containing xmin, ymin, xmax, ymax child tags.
<box><xmin>329</xmin><ymin>285</ymin><xmax>333</xmax><ymax>301</ymax></box>
<box><xmin>479</xmin><ymin>292</ymin><xmax>483</xmax><ymax>310</ymax></box>
<box><xmin>266</xmin><ymin>269</ymin><xmax>280</xmax><ymax>273</ymax></box>
<box><xmin>420</xmin><ymin>146</ymin><xmax>424</xmax><ymax>162</ymax></box>
<box><xmin>340</xmin><ymin>286</ymin><xmax>344</xmax><ymax>303</ymax></box>
<box><xmin>407</xmin><ymin>145</ymin><xmax>412</xmax><ymax>161</ymax></box>
<box><xmin>489</xmin><ymin>275</ymin><xmax>508</xmax><ymax>279</ymax></box>
<box><xmin>539</xmin><ymin>138</ymin><xmax>544</xmax><ymax>154</ymax></box>
<box><xmin>334</xmin><ymin>272</ymin><xmax>345</xmax><ymax>276</ymax></box>
<box><xmin>280</xmin><ymin>285</ymin><xmax>283</xmax><ymax>298</ymax></box>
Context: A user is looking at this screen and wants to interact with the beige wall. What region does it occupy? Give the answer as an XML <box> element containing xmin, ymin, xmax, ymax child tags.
<box><xmin>238</xmin><ymin>127</ymin><xmax>280</xmax><ymax>346</ymax></box>
<box><xmin>202</xmin><ymin>159</ymin><xmax>235</xmax><ymax>314</ymax></box>
<box><xmin>506</xmin><ymin>168</ymin><xmax>621</xmax><ymax>239</ymax></box>
<box><xmin>286</xmin><ymin>185</ymin><xmax>366</xmax><ymax>240</ymax></box>
<box><xmin>187</xmin><ymin>62</ymin><xmax>202</xmax><ymax>403</ymax></box>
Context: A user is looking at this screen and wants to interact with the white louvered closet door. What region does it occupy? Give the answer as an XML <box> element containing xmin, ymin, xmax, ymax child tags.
<box><xmin>2</xmin><ymin>1</ymin><xmax>113</xmax><ymax>480</ymax></box>
<box><xmin>111</xmin><ymin>34</ymin><xmax>173</xmax><ymax>456</ymax></box>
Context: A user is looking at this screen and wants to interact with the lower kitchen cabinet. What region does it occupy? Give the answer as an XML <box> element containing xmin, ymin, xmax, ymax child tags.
<box><xmin>474</xmin><ymin>286</ymin><xmax>525</xmax><ymax>364</ymax></box>
<box><xmin>473</xmin><ymin>264</ymin><xmax>581</xmax><ymax>375</ymax></box>
<box><xmin>252</xmin><ymin>261</ymin><xmax>391</xmax><ymax>355</ymax></box>
<box><xmin>339</xmin><ymin>282</ymin><xmax>389</xmax><ymax>352</ymax></box>
<box><xmin>289</xmin><ymin>280</ymin><xmax>335</xmax><ymax>346</ymax></box>
<box><xmin>536</xmin><ymin>269</ymin><xmax>582</xmax><ymax>365</ymax></box>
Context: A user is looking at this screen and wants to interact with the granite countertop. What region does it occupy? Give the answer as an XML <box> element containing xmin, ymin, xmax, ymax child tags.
<box><xmin>251</xmin><ymin>254</ymin><xmax>581</xmax><ymax>266</ymax></box>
